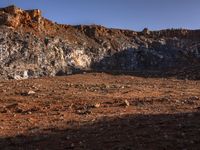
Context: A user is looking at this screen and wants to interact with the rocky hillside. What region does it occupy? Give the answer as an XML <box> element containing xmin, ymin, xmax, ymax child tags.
<box><xmin>0</xmin><ymin>5</ymin><xmax>200</xmax><ymax>80</ymax></box>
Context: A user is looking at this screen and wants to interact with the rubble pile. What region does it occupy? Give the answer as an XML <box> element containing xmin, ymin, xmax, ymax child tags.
<box><xmin>0</xmin><ymin>5</ymin><xmax>200</xmax><ymax>80</ymax></box>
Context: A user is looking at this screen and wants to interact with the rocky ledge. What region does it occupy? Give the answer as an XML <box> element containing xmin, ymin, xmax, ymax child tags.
<box><xmin>0</xmin><ymin>5</ymin><xmax>200</xmax><ymax>80</ymax></box>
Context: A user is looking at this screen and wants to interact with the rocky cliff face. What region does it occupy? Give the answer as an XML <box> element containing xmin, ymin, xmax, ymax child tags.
<box><xmin>0</xmin><ymin>5</ymin><xmax>200</xmax><ymax>80</ymax></box>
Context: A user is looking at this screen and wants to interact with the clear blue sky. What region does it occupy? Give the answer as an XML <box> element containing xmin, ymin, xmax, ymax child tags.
<box><xmin>0</xmin><ymin>0</ymin><xmax>200</xmax><ymax>31</ymax></box>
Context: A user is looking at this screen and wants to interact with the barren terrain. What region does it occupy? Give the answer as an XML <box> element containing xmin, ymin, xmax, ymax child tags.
<box><xmin>0</xmin><ymin>73</ymin><xmax>200</xmax><ymax>149</ymax></box>
<box><xmin>0</xmin><ymin>5</ymin><xmax>200</xmax><ymax>150</ymax></box>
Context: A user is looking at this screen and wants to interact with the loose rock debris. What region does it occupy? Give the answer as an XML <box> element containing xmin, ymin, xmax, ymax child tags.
<box><xmin>0</xmin><ymin>73</ymin><xmax>200</xmax><ymax>149</ymax></box>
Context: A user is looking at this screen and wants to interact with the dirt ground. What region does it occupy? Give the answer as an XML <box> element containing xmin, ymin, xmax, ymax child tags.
<box><xmin>0</xmin><ymin>73</ymin><xmax>200</xmax><ymax>150</ymax></box>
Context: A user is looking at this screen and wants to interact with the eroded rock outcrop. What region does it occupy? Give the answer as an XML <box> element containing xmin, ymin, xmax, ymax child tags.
<box><xmin>0</xmin><ymin>5</ymin><xmax>200</xmax><ymax>80</ymax></box>
<box><xmin>0</xmin><ymin>5</ymin><xmax>43</xmax><ymax>29</ymax></box>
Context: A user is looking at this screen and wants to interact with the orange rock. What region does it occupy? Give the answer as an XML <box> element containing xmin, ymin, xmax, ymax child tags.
<box><xmin>0</xmin><ymin>5</ymin><xmax>42</xmax><ymax>29</ymax></box>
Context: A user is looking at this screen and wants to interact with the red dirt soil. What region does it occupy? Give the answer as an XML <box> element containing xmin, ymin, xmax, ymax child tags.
<box><xmin>0</xmin><ymin>73</ymin><xmax>200</xmax><ymax>150</ymax></box>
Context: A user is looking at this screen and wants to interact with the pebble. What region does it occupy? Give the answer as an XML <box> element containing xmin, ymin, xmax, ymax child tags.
<box><xmin>28</xmin><ymin>90</ymin><xmax>36</xmax><ymax>95</ymax></box>
<box><xmin>93</xmin><ymin>103</ymin><xmax>101</xmax><ymax>108</ymax></box>
<box><xmin>190</xmin><ymin>96</ymin><xmax>199</xmax><ymax>100</ymax></box>
<box><xmin>124</xmin><ymin>100</ymin><xmax>130</xmax><ymax>107</ymax></box>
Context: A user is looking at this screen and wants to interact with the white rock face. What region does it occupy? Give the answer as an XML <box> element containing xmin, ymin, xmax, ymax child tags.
<box><xmin>66</xmin><ymin>49</ymin><xmax>91</xmax><ymax>68</ymax></box>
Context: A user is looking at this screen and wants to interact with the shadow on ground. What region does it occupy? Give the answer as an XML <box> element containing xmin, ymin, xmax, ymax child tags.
<box><xmin>1</xmin><ymin>111</ymin><xmax>200</xmax><ymax>150</ymax></box>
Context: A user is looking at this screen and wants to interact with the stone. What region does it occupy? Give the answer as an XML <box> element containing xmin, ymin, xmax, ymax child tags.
<box><xmin>14</xmin><ymin>75</ymin><xmax>23</xmax><ymax>80</ymax></box>
<box><xmin>0</xmin><ymin>107</ymin><xmax>7</xmax><ymax>113</ymax></box>
<box><xmin>27</xmin><ymin>9</ymin><xmax>42</xmax><ymax>21</ymax></box>
<box><xmin>124</xmin><ymin>100</ymin><xmax>130</xmax><ymax>107</ymax></box>
<box><xmin>93</xmin><ymin>103</ymin><xmax>101</xmax><ymax>108</ymax></box>
<box><xmin>190</xmin><ymin>96</ymin><xmax>199</xmax><ymax>100</ymax></box>
<box><xmin>0</xmin><ymin>5</ymin><xmax>42</xmax><ymax>28</ymax></box>
<box><xmin>142</xmin><ymin>28</ymin><xmax>150</xmax><ymax>35</ymax></box>
<box><xmin>23</xmin><ymin>70</ymin><xmax>29</xmax><ymax>79</ymax></box>
<box><xmin>27</xmin><ymin>90</ymin><xmax>36</xmax><ymax>95</ymax></box>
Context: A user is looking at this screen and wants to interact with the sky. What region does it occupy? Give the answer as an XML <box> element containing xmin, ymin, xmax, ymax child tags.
<box><xmin>0</xmin><ymin>0</ymin><xmax>199</xmax><ymax>31</ymax></box>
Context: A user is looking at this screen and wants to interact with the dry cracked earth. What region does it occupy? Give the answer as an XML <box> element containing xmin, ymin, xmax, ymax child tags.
<box><xmin>0</xmin><ymin>73</ymin><xmax>200</xmax><ymax>150</ymax></box>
